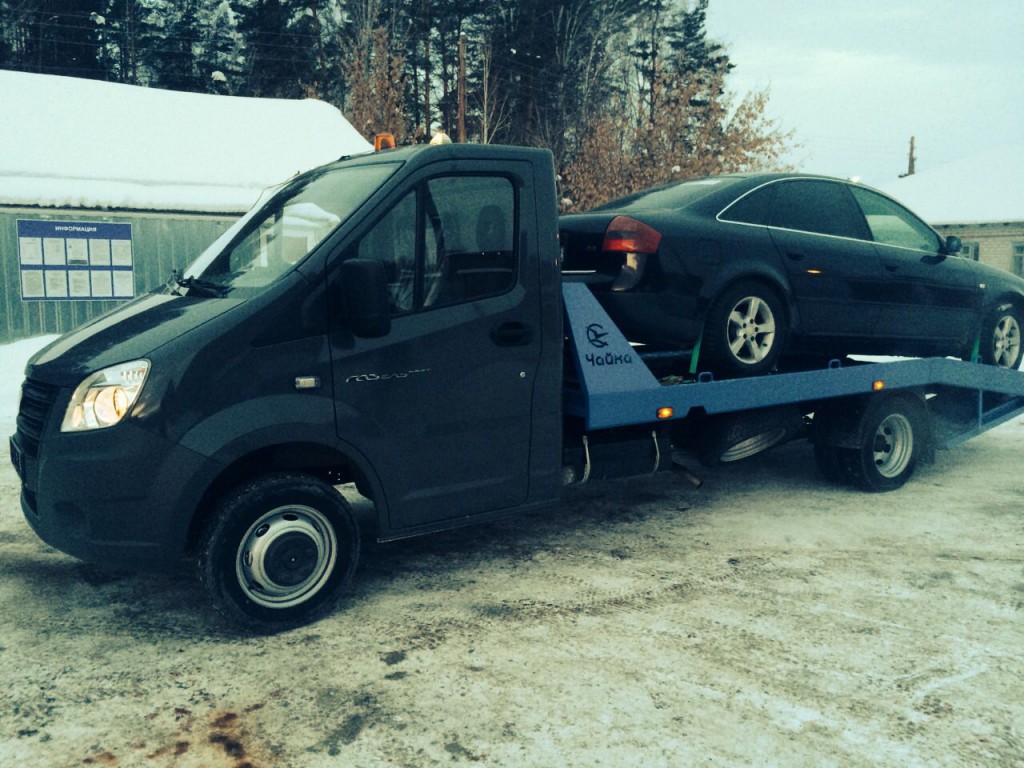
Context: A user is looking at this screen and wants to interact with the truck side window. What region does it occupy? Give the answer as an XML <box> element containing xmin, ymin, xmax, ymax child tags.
<box><xmin>351</xmin><ymin>175</ymin><xmax>516</xmax><ymax>315</ymax></box>
<box><xmin>425</xmin><ymin>176</ymin><xmax>516</xmax><ymax>308</ymax></box>
<box><xmin>356</xmin><ymin>190</ymin><xmax>416</xmax><ymax>313</ymax></box>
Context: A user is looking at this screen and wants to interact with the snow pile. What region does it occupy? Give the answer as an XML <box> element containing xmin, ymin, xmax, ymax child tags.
<box><xmin>878</xmin><ymin>144</ymin><xmax>1024</xmax><ymax>225</ymax></box>
<box><xmin>0</xmin><ymin>71</ymin><xmax>371</xmax><ymax>213</ymax></box>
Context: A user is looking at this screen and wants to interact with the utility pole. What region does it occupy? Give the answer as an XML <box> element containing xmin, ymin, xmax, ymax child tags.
<box><xmin>457</xmin><ymin>34</ymin><xmax>467</xmax><ymax>143</ymax></box>
<box><xmin>424</xmin><ymin>34</ymin><xmax>431</xmax><ymax>138</ymax></box>
<box><xmin>899</xmin><ymin>135</ymin><xmax>917</xmax><ymax>178</ymax></box>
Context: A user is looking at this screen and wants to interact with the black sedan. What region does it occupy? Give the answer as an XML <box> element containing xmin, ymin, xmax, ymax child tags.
<box><xmin>560</xmin><ymin>173</ymin><xmax>1024</xmax><ymax>376</ymax></box>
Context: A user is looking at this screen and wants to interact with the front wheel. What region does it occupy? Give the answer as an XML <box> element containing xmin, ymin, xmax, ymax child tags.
<box><xmin>198</xmin><ymin>473</ymin><xmax>361</xmax><ymax>632</ymax></box>
<box><xmin>702</xmin><ymin>281</ymin><xmax>788</xmax><ymax>377</ymax></box>
<box><xmin>978</xmin><ymin>303</ymin><xmax>1022</xmax><ymax>370</ymax></box>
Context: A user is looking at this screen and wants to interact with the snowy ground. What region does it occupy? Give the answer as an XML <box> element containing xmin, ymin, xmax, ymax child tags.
<box><xmin>2</xmin><ymin>336</ymin><xmax>1023</xmax><ymax>767</ymax></box>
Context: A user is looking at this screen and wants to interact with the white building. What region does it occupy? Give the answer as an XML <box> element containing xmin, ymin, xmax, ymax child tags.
<box><xmin>878</xmin><ymin>145</ymin><xmax>1024</xmax><ymax>278</ymax></box>
<box><xmin>0</xmin><ymin>70</ymin><xmax>371</xmax><ymax>342</ymax></box>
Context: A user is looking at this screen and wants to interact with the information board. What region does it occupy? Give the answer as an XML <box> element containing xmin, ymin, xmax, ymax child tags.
<box><xmin>17</xmin><ymin>220</ymin><xmax>135</xmax><ymax>301</ymax></box>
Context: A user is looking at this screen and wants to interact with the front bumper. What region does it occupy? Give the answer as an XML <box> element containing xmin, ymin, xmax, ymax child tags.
<box><xmin>12</xmin><ymin>419</ymin><xmax>218</xmax><ymax>573</ymax></box>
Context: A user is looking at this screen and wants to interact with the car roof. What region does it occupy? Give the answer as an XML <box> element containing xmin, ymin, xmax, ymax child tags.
<box><xmin>583</xmin><ymin>172</ymin><xmax>856</xmax><ymax>216</ymax></box>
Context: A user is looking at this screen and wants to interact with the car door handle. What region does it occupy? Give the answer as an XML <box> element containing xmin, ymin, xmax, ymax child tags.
<box><xmin>885</xmin><ymin>263</ymin><xmax>899</xmax><ymax>272</ymax></box>
<box><xmin>786</xmin><ymin>252</ymin><xmax>804</xmax><ymax>261</ymax></box>
<box><xmin>490</xmin><ymin>321</ymin><xmax>533</xmax><ymax>346</ymax></box>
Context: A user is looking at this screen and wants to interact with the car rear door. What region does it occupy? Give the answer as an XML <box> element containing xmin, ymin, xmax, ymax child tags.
<box><xmin>764</xmin><ymin>179</ymin><xmax>887</xmax><ymax>342</ymax></box>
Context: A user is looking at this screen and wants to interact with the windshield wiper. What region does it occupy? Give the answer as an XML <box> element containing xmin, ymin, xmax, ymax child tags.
<box><xmin>169</xmin><ymin>270</ymin><xmax>227</xmax><ymax>298</ymax></box>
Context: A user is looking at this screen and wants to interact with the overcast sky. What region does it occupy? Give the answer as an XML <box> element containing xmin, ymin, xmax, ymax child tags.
<box><xmin>703</xmin><ymin>0</ymin><xmax>1024</xmax><ymax>186</ymax></box>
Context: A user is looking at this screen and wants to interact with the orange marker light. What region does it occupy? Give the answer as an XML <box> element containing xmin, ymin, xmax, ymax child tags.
<box><xmin>657</xmin><ymin>407</ymin><xmax>674</xmax><ymax>420</ymax></box>
<box><xmin>872</xmin><ymin>380</ymin><xmax>885</xmax><ymax>391</ymax></box>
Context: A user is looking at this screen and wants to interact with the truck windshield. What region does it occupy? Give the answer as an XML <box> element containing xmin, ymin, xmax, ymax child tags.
<box><xmin>183</xmin><ymin>161</ymin><xmax>399</xmax><ymax>295</ymax></box>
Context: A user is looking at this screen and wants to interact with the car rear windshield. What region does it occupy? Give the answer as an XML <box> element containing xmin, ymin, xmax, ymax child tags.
<box><xmin>183</xmin><ymin>161</ymin><xmax>400</xmax><ymax>295</ymax></box>
<box><xmin>590</xmin><ymin>177</ymin><xmax>732</xmax><ymax>212</ymax></box>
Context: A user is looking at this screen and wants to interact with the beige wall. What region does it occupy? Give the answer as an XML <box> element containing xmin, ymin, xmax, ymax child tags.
<box><xmin>935</xmin><ymin>222</ymin><xmax>1024</xmax><ymax>276</ymax></box>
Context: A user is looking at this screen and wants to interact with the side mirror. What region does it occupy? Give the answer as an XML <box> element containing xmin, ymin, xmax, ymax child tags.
<box><xmin>943</xmin><ymin>235</ymin><xmax>962</xmax><ymax>256</ymax></box>
<box><xmin>339</xmin><ymin>258</ymin><xmax>391</xmax><ymax>338</ymax></box>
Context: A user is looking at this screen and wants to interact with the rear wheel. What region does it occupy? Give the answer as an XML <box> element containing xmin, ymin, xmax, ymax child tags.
<box><xmin>703</xmin><ymin>281</ymin><xmax>788</xmax><ymax>377</ymax></box>
<box><xmin>198</xmin><ymin>473</ymin><xmax>360</xmax><ymax>632</ymax></box>
<box><xmin>817</xmin><ymin>394</ymin><xmax>928</xmax><ymax>492</ymax></box>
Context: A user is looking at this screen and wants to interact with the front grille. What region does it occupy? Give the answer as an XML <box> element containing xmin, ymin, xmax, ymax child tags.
<box><xmin>15</xmin><ymin>378</ymin><xmax>60</xmax><ymax>458</ymax></box>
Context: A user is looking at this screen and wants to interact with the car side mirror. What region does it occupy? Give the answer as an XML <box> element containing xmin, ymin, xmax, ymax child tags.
<box><xmin>943</xmin><ymin>235</ymin><xmax>962</xmax><ymax>256</ymax></box>
<box><xmin>339</xmin><ymin>258</ymin><xmax>391</xmax><ymax>338</ymax></box>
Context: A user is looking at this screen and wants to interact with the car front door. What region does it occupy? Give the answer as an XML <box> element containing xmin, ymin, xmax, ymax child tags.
<box><xmin>328</xmin><ymin>165</ymin><xmax>543</xmax><ymax>533</ymax></box>
<box><xmin>848</xmin><ymin>185</ymin><xmax>980</xmax><ymax>350</ymax></box>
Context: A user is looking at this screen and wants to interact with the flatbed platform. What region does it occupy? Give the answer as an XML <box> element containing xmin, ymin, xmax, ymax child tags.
<box><xmin>562</xmin><ymin>282</ymin><xmax>1024</xmax><ymax>450</ymax></box>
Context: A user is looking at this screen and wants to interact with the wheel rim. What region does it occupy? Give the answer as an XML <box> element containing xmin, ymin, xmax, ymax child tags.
<box><xmin>871</xmin><ymin>414</ymin><xmax>914</xmax><ymax>478</ymax></box>
<box><xmin>235</xmin><ymin>504</ymin><xmax>338</xmax><ymax>609</ymax></box>
<box><xmin>727</xmin><ymin>296</ymin><xmax>777</xmax><ymax>364</ymax></box>
<box><xmin>720</xmin><ymin>427</ymin><xmax>789</xmax><ymax>462</ymax></box>
<box><xmin>992</xmin><ymin>314</ymin><xmax>1021</xmax><ymax>369</ymax></box>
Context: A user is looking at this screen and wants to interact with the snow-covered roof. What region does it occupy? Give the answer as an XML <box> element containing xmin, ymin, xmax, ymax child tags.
<box><xmin>0</xmin><ymin>70</ymin><xmax>372</xmax><ymax>213</ymax></box>
<box><xmin>877</xmin><ymin>145</ymin><xmax>1024</xmax><ymax>226</ymax></box>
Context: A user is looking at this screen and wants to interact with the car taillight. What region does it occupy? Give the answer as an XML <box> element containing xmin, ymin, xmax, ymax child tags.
<box><xmin>602</xmin><ymin>216</ymin><xmax>661</xmax><ymax>292</ymax></box>
<box><xmin>602</xmin><ymin>216</ymin><xmax>662</xmax><ymax>254</ymax></box>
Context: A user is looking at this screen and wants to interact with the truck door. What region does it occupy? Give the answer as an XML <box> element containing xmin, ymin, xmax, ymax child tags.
<box><xmin>328</xmin><ymin>166</ymin><xmax>543</xmax><ymax>532</ymax></box>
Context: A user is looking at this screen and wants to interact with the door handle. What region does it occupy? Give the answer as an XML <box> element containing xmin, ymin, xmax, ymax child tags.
<box><xmin>490</xmin><ymin>321</ymin><xmax>534</xmax><ymax>346</ymax></box>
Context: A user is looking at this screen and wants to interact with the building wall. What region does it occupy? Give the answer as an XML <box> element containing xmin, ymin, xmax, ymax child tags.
<box><xmin>935</xmin><ymin>221</ymin><xmax>1024</xmax><ymax>277</ymax></box>
<box><xmin>1</xmin><ymin>207</ymin><xmax>238</xmax><ymax>343</ymax></box>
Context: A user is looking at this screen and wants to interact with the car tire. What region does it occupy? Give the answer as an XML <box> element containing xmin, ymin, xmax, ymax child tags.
<box><xmin>978</xmin><ymin>303</ymin><xmax>1022</xmax><ymax>370</ymax></box>
<box><xmin>702</xmin><ymin>281</ymin><xmax>788</xmax><ymax>377</ymax></box>
<box><xmin>198</xmin><ymin>473</ymin><xmax>360</xmax><ymax>632</ymax></box>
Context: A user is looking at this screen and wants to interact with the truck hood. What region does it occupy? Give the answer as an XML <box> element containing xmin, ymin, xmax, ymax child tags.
<box><xmin>28</xmin><ymin>293</ymin><xmax>243</xmax><ymax>386</ymax></box>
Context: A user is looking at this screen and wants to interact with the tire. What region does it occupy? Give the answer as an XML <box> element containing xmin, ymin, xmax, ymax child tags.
<box><xmin>198</xmin><ymin>473</ymin><xmax>360</xmax><ymax>632</ymax></box>
<box><xmin>812</xmin><ymin>401</ymin><xmax>858</xmax><ymax>485</ymax></box>
<box><xmin>837</xmin><ymin>394</ymin><xmax>927</xmax><ymax>492</ymax></box>
<box><xmin>702</xmin><ymin>281</ymin><xmax>788</xmax><ymax>377</ymax></box>
<box><xmin>695</xmin><ymin>406</ymin><xmax>802</xmax><ymax>467</ymax></box>
<box><xmin>978</xmin><ymin>303</ymin><xmax>1022</xmax><ymax>370</ymax></box>
<box><xmin>813</xmin><ymin>440</ymin><xmax>848</xmax><ymax>485</ymax></box>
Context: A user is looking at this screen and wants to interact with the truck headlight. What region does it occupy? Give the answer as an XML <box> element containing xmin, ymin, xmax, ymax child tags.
<box><xmin>61</xmin><ymin>360</ymin><xmax>150</xmax><ymax>432</ymax></box>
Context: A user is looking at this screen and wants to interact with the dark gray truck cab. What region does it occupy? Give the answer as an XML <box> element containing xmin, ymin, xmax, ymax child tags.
<box><xmin>11</xmin><ymin>143</ymin><xmax>565</xmax><ymax>628</ymax></box>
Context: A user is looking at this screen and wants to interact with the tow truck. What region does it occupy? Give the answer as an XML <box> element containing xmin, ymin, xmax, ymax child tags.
<box><xmin>10</xmin><ymin>141</ymin><xmax>1024</xmax><ymax>630</ymax></box>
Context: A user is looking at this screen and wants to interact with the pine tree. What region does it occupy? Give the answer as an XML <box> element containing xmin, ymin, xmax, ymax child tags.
<box><xmin>236</xmin><ymin>0</ymin><xmax>323</xmax><ymax>98</ymax></box>
<box><xmin>12</xmin><ymin>0</ymin><xmax>107</xmax><ymax>80</ymax></box>
<box><xmin>197</xmin><ymin>0</ymin><xmax>245</xmax><ymax>94</ymax></box>
<box><xmin>133</xmin><ymin>0</ymin><xmax>204</xmax><ymax>90</ymax></box>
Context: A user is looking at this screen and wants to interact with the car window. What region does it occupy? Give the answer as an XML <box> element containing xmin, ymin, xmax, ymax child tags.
<box><xmin>849</xmin><ymin>186</ymin><xmax>941</xmax><ymax>252</ymax></box>
<box><xmin>592</xmin><ymin>177</ymin><xmax>730</xmax><ymax>211</ymax></box>
<box><xmin>768</xmin><ymin>180</ymin><xmax>869</xmax><ymax>240</ymax></box>
<box><xmin>720</xmin><ymin>185</ymin><xmax>773</xmax><ymax>225</ymax></box>
<box><xmin>353</xmin><ymin>175</ymin><xmax>516</xmax><ymax>314</ymax></box>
